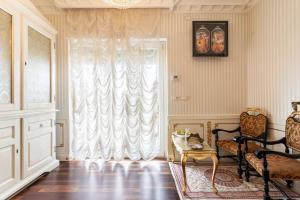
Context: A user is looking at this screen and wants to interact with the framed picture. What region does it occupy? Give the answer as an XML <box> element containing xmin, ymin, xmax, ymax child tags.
<box><xmin>193</xmin><ymin>21</ymin><xmax>228</xmax><ymax>57</ymax></box>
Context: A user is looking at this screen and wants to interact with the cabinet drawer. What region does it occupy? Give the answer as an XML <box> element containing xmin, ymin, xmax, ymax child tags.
<box><xmin>28</xmin><ymin>119</ymin><xmax>52</xmax><ymax>132</ymax></box>
<box><xmin>22</xmin><ymin>114</ymin><xmax>55</xmax><ymax>178</ymax></box>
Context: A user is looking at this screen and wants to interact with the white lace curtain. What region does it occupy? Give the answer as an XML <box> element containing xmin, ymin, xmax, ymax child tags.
<box><xmin>67</xmin><ymin>9</ymin><xmax>162</xmax><ymax>161</ymax></box>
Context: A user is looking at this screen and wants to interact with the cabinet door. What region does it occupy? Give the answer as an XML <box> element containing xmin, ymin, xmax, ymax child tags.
<box><xmin>22</xmin><ymin>18</ymin><xmax>56</xmax><ymax>110</ymax></box>
<box><xmin>22</xmin><ymin>113</ymin><xmax>55</xmax><ymax>178</ymax></box>
<box><xmin>0</xmin><ymin>119</ymin><xmax>20</xmax><ymax>194</ymax></box>
<box><xmin>0</xmin><ymin>3</ymin><xmax>20</xmax><ymax>111</ymax></box>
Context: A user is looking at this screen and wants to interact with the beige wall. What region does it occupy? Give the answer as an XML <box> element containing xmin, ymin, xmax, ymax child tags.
<box><xmin>160</xmin><ymin>11</ymin><xmax>247</xmax><ymax>116</ymax></box>
<box><xmin>48</xmin><ymin>11</ymin><xmax>248</xmax><ymax>119</ymax></box>
<box><xmin>247</xmin><ymin>0</ymin><xmax>300</xmax><ymax>128</ymax></box>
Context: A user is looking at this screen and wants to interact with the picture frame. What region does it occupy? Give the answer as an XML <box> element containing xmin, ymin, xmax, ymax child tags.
<box><xmin>192</xmin><ymin>21</ymin><xmax>228</xmax><ymax>57</ymax></box>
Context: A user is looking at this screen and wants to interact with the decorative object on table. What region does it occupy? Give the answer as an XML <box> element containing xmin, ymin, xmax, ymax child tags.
<box><xmin>188</xmin><ymin>135</ymin><xmax>204</xmax><ymax>150</ymax></box>
<box><xmin>172</xmin><ymin>130</ymin><xmax>204</xmax><ymax>149</ymax></box>
<box><xmin>192</xmin><ymin>21</ymin><xmax>228</xmax><ymax>57</ymax></box>
<box><xmin>212</xmin><ymin>108</ymin><xmax>268</xmax><ymax>179</ymax></box>
<box><xmin>169</xmin><ymin>163</ymin><xmax>300</xmax><ymax>200</ymax></box>
<box><xmin>171</xmin><ymin>135</ymin><xmax>218</xmax><ymax>194</ymax></box>
<box><xmin>173</xmin><ymin>129</ymin><xmax>192</xmax><ymax>138</ymax></box>
<box><xmin>243</xmin><ymin>112</ymin><xmax>300</xmax><ymax>200</ymax></box>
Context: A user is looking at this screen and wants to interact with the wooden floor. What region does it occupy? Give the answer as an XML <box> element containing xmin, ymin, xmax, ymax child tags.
<box><xmin>12</xmin><ymin>160</ymin><xmax>180</xmax><ymax>200</ymax></box>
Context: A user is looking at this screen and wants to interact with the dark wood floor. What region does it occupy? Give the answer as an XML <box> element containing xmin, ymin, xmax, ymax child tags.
<box><xmin>12</xmin><ymin>160</ymin><xmax>180</xmax><ymax>200</ymax></box>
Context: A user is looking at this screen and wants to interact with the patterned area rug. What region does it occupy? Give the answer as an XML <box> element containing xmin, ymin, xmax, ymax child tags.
<box><xmin>169</xmin><ymin>162</ymin><xmax>300</xmax><ymax>200</ymax></box>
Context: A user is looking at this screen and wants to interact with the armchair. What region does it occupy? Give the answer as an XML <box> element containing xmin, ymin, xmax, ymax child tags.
<box><xmin>244</xmin><ymin>112</ymin><xmax>300</xmax><ymax>200</ymax></box>
<box><xmin>212</xmin><ymin>110</ymin><xmax>268</xmax><ymax>178</ymax></box>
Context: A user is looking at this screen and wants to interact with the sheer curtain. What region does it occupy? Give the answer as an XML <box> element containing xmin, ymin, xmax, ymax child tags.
<box><xmin>67</xmin><ymin>9</ymin><xmax>162</xmax><ymax>161</ymax></box>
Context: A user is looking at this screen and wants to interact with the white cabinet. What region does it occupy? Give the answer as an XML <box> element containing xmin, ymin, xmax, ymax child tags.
<box><xmin>0</xmin><ymin>0</ymin><xmax>58</xmax><ymax>199</ymax></box>
<box><xmin>22</xmin><ymin>114</ymin><xmax>56</xmax><ymax>178</ymax></box>
<box><xmin>0</xmin><ymin>119</ymin><xmax>20</xmax><ymax>194</ymax></box>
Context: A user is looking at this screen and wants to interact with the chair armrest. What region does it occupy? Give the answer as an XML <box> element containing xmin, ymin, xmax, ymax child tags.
<box><xmin>255</xmin><ymin>149</ymin><xmax>300</xmax><ymax>159</ymax></box>
<box><xmin>212</xmin><ymin>127</ymin><xmax>240</xmax><ymax>135</ymax></box>
<box><xmin>213</xmin><ymin>127</ymin><xmax>241</xmax><ymax>149</ymax></box>
<box><xmin>233</xmin><ymin>136</ymin><xmax>245</xmax><ymax>144</ymax></box>
<box><xmin>240</xmin><ymin>136</ymin><xmax>286</xmax><ymax>145</ymax></box>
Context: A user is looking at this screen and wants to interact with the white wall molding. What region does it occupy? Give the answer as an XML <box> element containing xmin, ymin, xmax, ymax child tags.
<box><xmin>169</xmin><ymin>114</ymin><xmax>240</xmax><ymax>120</ymax></box>
<box><xmin>268</xmin><ymin>123</ymin><xmax>285</xmax><ymax>132</ymax></box>
<box><xmin>32</xmin><ymin>0</ymin><xmax>259</xmax><ymax>14</ymax></box>
<box><xmin>174</xmin><ymin>0</ymin><xmax>259</xmax><ymax>14</ymax></box>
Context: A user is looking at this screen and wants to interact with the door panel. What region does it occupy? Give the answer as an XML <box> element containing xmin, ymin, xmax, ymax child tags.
<box><xmin>22</xmin><ymin>114</ymin><xmax>55</xmax><ymax>178</ymax></box>
<box><xmin>0</xmin><ymin>119</ymin><xmax>20</xmax><ymax>194</ymax></box>
<box><xmin>25</xmin><ymin>27</ymin><xmax>51</xmax><ymax>104</ymax></box>
<box><xmin>0</xmin><ymin>3</ymin><xmax>20</xmax><ymax>111</ymax></box>
<box><xmin>22</xmin><ymin>17</ymin><xmax>56</xmax><ymax>110</ymax></box>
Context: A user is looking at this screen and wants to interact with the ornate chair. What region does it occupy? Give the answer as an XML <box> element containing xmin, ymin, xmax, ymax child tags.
<box><xmin>212</xmin><ymin>109</ymin><xmax>268</xmax><ymax>178</ymax></box>
<box><xmin>244</xmin><ymin>112</ymin><xmax>300</xmax><ymax>200</ymax></box>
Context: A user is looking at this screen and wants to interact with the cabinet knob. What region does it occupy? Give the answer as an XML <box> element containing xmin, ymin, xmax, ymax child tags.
<box><xmin>40</xmin><ymin>124</ymin><xmax>43</xmax><ymax>128</ymax></box>
<box><xmin>16</xmin><ymin>149</ymin><xmax>19</xmax><ymax>154</ymax></box>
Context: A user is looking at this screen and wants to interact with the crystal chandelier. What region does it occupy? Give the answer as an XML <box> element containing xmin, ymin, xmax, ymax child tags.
<box><xmin>104</xmin><ymin>0</ymin><xmax>142</xmax><ymax>8</ymax></box>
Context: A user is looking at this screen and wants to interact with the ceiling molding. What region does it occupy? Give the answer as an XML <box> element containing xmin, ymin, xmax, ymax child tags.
<box><xmin>31</xmin><ymin>0</ymin><xmax>260</xmax><ymax>14</ymax></box>
<box><xmin>173</xmin><ymin>0</ymin><xmax>259</xmax><ymax>13</ymax></box>
<box><xmin>54</xmin><ymin>0</ymin><xmax>173</xmax><ymax>9</ymax></box>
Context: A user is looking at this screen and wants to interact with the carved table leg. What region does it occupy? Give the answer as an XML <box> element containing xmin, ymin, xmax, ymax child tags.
<box><xmin>181</xmin><ymin>154</ymin><xmax>188</xmax><ymax>193</ymax></box>
<box><xmin>211</xmin><ymin>154</ymin><xmax>219</xmax><ymax>193</ymax></box>
<box><xmin>172</xmin><ymin>143</ymin><xmax>176</xmax><ymax>163</ymax></box>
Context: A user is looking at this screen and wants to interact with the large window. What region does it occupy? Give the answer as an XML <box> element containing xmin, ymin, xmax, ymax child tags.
<box><xmin>69</xmin><ymin>38</ymin><xmax>166</xmax><ymax>161</ymax></box>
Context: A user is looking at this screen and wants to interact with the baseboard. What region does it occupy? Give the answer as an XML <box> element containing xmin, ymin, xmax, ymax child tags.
<box><xmin>56</xmin><ymin>153</ymin><xmax>70</xmax><ymax>161</ymax></box>
<box><xmin>0</xmin><ymin>159</ymin><xmax>59</xmax><ymax>200</ymax></box>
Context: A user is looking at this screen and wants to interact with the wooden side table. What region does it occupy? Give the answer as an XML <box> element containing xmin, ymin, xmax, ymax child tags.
<box><xmin>172</xmin><ymin>134</ymin><xmax>219</xmax><ymax>193</ymax></box>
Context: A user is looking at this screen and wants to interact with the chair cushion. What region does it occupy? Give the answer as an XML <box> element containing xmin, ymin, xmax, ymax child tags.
<box><xmin>246</xmin><ymin>153</ymin><xmax>300</xmax><ymax>179</ymax></box>
<box><xmin>217</xmin><ymin>140</ymin><xmax>263</xmax><ymax>155</ymax></box>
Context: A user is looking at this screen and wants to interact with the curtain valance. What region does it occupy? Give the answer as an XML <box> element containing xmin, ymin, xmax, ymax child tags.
<box><xmin>66</xmin><ymin>9</ymin><xmax>162</xmax><ymax>38</ymax></box>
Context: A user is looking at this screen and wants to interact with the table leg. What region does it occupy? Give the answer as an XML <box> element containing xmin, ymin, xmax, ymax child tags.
<box><xmin>211</xmin><ymin>154</ymin><xmax>219</xmax><ymax>193</ymax></box>
<box><xmin>181</xmin><ymin>154</ymin><xmax>188</xmax><ymax>193</ymax></box>
<box><xmin>172</xmin><ymin>143</ymin><xmax>176</xmax><ymax>163</ymax></box>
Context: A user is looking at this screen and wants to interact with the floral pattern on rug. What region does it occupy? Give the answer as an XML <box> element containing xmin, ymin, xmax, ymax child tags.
<box><xmin>169</xmin><ymin>163</ymin><xmax>300</xmax><ymax>200</ymax></box>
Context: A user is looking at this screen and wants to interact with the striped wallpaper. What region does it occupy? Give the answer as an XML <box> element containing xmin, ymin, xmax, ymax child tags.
<box><xmin>247</xmin><ymin>0</ymin><xmax>300</xmax><ymax>127</ymax></box>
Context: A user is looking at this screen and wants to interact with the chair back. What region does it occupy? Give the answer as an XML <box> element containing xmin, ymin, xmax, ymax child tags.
<box><xmin>240</xmin><ymin>111</ymin><xmax>268</xmax><ymax>138</ymax></box>
<box><xmin>286</xmin><ymin>112</ymin><xmax>300</xmax><ymax>151</ymax></box>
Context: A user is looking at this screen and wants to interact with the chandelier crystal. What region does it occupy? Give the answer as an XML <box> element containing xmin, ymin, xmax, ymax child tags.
<box><xmin>104</xmin><ymin>0</ymin><xmax>142</xmax><ymax>8</ymax></box>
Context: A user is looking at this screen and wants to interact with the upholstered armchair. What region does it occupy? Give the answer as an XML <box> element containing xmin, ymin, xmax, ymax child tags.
<box><xmin>243</xmin><ymin>112</ymin><xmax>300</xmax><ymax>200</ymax></box>
<box><xmin>212</xmin><ymin>110</ymin><xmax>268</xmax><ymax>178</ymax></box>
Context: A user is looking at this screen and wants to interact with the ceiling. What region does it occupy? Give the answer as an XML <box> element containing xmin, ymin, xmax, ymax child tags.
<box><xmin>31</xmin><ymin>0</ymin><xmax>259</xmax><ymax>14</ymax></box>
